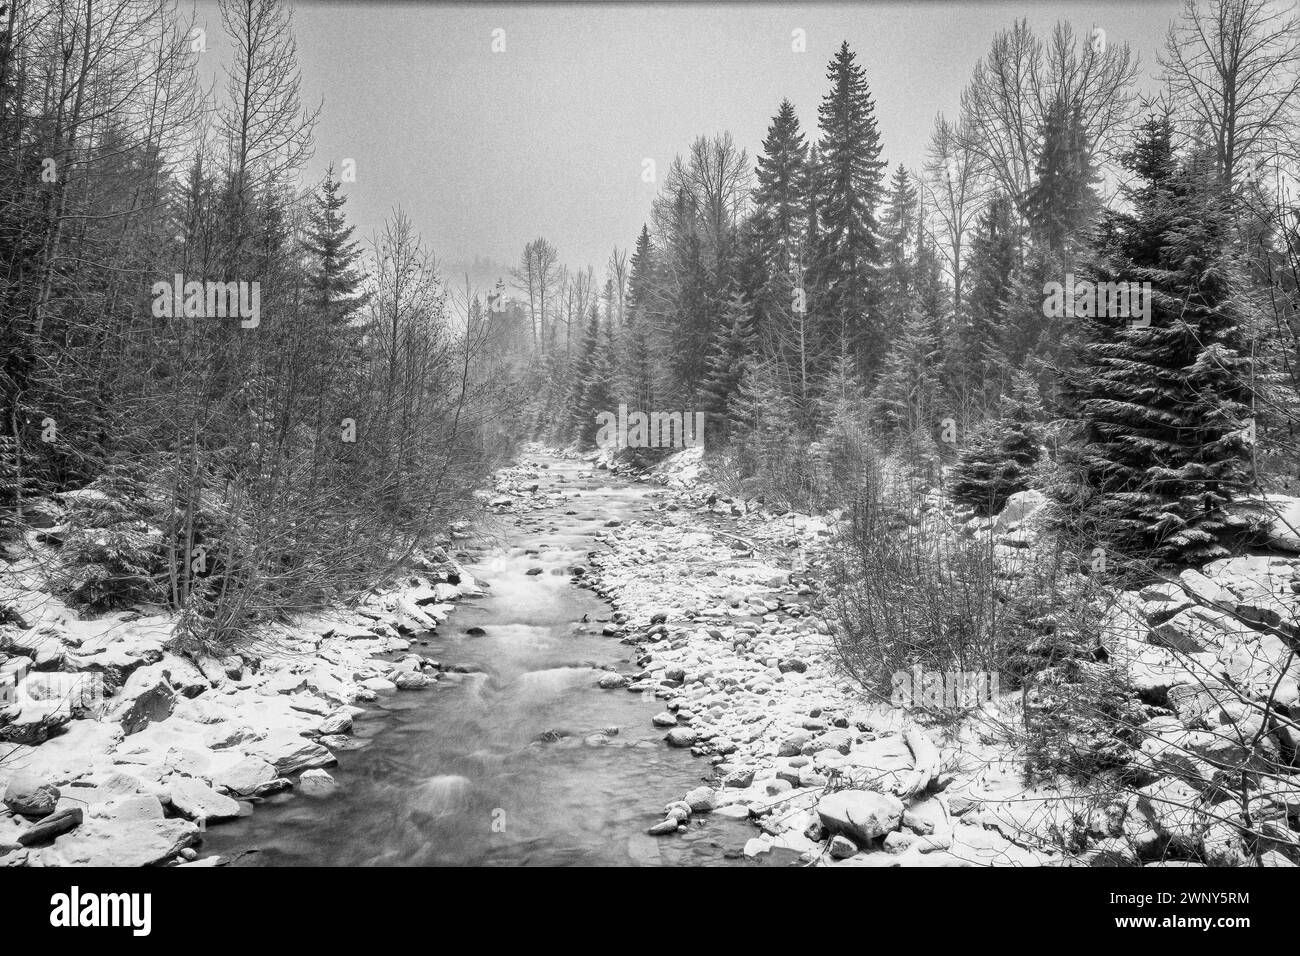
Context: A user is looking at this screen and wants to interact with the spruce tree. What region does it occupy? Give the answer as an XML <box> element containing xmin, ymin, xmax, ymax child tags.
<box><xmin>627</xmin><ymin>224</ymin><xmax>656</xmax><ymax>320</ymax></box>
<box><xmin>580</xmin><ymin>315</ymin><xmax>618</xmax><ymax>448</ymax></box>
<box><xmin>811</xmin><ymin>42</ymin><xmax>887</xmax><ymax>374</ymax></box>
<box><xmin>567</xmin><ymin>303</ymin><xmax>603</xmax><ymax>444</ymax></box>
<box><xmin>752</xmin><ymin>99</ymin><xmax>810</xmax><ymax>277</ymax></box>
<box><xmin>701</xmin><ymin>289</ymin><xmax>757</xmax><ymax>423</ymax></box>
<box><xmin>878</xmin><ymin>164</ymin><xmax>917</xmax><ymax>349</ymax></box>
<box><xmin>870</xmin><ymin>306</ymin><xmax>943</xmax><ymax>437</ymax></box>
<box><xmin>621</xmin><ymin>226</ymin><xmax>658</xmax><ymax>410</ymax></box>
<box><xmin>304</xmin><ymin>166</ymin><xmax>369</xmax><ymax>333</ymax></box>
<box><xmin>1023</xmin><ymin>98</ymin><xmax>1100</xmax><ymax>267</ymax></box>
<box><xmin>729</xmin><ymin>357</ymin><xmax>798</xmax><ymax>472</ymax></box>
<box><xmin>1063</xmin><ymin>116</ymin><xmax>1254</xmax><ymax>565</ymax></box>
<box><xmin>954</xmin><ymin>192</ymin><xmax>1019</xmax><ymax>407</ymax></box>
<box><xmin>950</xmin><ymin>372</ymin><xmax>1043</xmax><ymax>515</ymax></box>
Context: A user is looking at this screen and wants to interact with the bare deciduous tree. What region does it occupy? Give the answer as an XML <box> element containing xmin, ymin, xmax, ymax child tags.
<box><xmin>960</xmin><ymin>19</ymin><xmax>1138</xmax><ymax>215</ymax></box>
<box><xmin>920</xmin><ymin>113</ymin><xmax>988</xmax><ymax>313</ymax></box>
<box><xmin>1160</xmin><ymin>0</ymin><xmax>1300</xmax><ymax>186</ymax></box>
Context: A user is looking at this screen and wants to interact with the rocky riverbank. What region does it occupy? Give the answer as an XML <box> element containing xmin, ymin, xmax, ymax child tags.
<box><xmin>571</xmin><ymin>447</ymin><xmax>1300</xmax><ymax>867</ymax></box>
<box><xmin>6</xmin><ymin>445</ymin><xmax>1299</xmax><ymax>868</ymax></box>
<box><xmin>0</xmin><ymin>540</ymin><xmax>480</xmax><ymax>866</ymax></box>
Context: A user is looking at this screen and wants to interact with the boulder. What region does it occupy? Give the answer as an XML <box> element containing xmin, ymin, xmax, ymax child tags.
<box><xmin>3</xmin><ymin>774</ymin><xmax>59</xmax><ymax>818</ymax></box>
<box><xmin>813</xmin><ymin>729</ymin><xmax>853</xmax><ymax>755</ymax></box>
<box><xmin>65</xmin><ymin>643</ymin><xmax>160</xmax><ymax>693</ymax></box>
<box><xmin>90</xmin><ymin>794</ymin><xmax>164</xmax><ymax>822</ymax></box>
<box><xmin>0</xmin><ymin>700</ymin><xmax>70</xmax><ymax>744</ymax></box>
<box><xmin>1130</xmin><ymin>778</ymin><xmax>1206</xmax><ymax>856</ymax></box>
<box><xmin>721</xmin><ymin>767</ymin><xmax>755</xmax><ymax>788</ymax></box>
<box><xmin>17</xmin><ymin>807</ymin><xmax>82</xmax><ymax>846</ymax></box>
<box><xmin>159</xmin><ymin>653</ymin><xmax>210</xmax><ymax>698</ymax></box>
<box><xmin>816</xmin><ymin>790</ymin><xmax>904</xmax><ymax>845</ymax></box>
<box><xmin>298</xmin><ymin>768</ymin><xmax>337</xmax><ymax>798</ymax></box>
<box><xmin>113</xmin><ymin>664</ymin><xmax>176</xmax><ymax>735</ymax></box>
<box><xmin>777</xmin><ymin>729</ymin><xmax>812</xmax><ymax>757</ymax></box>
<box><xmin>992</xmin><ymin>490</ymin><xmax>1046</xmax><ymax>530</ymax></box>
<box><xmin>167</xmin><ymin>776</ymin><xmax>241</xmax><ymax>823</ymax></box>
<box><xmin>684</xmin><ymin>786</ymin><xmax>717</xmax><ymax>813</ymax></box>
<box><xmin>664</xmin><ymin>728</ymin><xmax>697</xmax><ymax>748</ymax></box>
<box><xmin>1202</xmin><ymin>822</ymin><xmax>1248</xmax><ymax>867</ymax></box>
<box><xmin>1261</xmin><ymin>495</ymin><xmax>1300</xmax><ymax>553</ymax></box>
<box><xmin>245</xmin><ymin>732</ymin><xmax>336</xmax><ymax>775</ymax></box>
<box><xmin>1167</xmin><ymin>681</ymin><xmax>1235</xmax><ymax>729</ymax></box>
<box><xmin>15</xmin><ymin>671</ymin><xmax>103</xmax><ymax>717</ymax></box>
<box><xmin>1178</xmin><ymin>569</ymin><xmax>1236</xmax><ymax>608</ymax></box>
<box><xmin>828</xmin><ymin>834</ymin><xmax>859</xmax><ymax>859</ymax></box>
<box><xmin>391</xmin><ymin>671</ymin><xmax>434</xmax><ymax>690</ymax></box>
<box><xmin>317</xmin><ymin>711</ymin><xmax>353</xmax><ymax>736</ymax></box>
<box><xmin>1149</xmin><ymin>609</ymin><xmax>1231</xmax><ymax>654</ymax></box>
<box><xmin>210</xmin><ymin>754</ymin><xmax>276</xmax><ymax>801</ymax></box>
<box><xmin>44</xmin><ymin>818</ymin><xmax>199</xmax><ymax>867</ymax></box>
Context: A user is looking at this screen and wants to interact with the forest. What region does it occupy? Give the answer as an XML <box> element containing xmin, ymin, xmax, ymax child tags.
<box><xmin>3</xmin><ymin>0</ymin><xmax>1300</xmax><ymax>873</ymax></box>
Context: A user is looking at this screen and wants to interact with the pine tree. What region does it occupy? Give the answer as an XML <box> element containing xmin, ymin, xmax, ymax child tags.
<box><xmin>810</xmin><ymin>42</ymin><xmax>887</xmax><ymax>374</ymax></box>
<box><xmin>950</xmin><ymin>372</ymin><xmax>1043</xmax><ymax>515</ymax></box>
<box><xmin>1062</xmin><ymin>116</ymin><xmax>1254</xmax><ymax>565</ymax></box>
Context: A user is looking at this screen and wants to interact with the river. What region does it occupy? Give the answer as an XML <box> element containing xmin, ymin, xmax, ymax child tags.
<box><xmin>202</xmin><ymin>455</ymin><xmax>759</xmax><ymax>865</ymax></box>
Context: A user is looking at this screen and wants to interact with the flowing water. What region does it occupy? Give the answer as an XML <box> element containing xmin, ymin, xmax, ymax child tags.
<box><xmin>203</xmin><ymin>456</ymin><xmax>758</xmax><ymax>866</ymax></box>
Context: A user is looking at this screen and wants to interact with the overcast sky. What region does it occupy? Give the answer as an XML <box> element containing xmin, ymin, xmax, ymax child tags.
<box><xmin>193</xmin><ymin>0</ymin><xmax>1183</xmax><ymax>287</ymax></box>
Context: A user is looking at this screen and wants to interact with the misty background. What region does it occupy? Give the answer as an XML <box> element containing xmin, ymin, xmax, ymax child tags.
<box><xmin>191</xmin><ymin>0</ymin><xmax>1180</xmax><ymax>284</ymax></box>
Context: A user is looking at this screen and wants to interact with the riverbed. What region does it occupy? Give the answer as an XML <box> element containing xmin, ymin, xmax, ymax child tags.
<box><xmin>203</xmin><ymin>456</ymin><xmax>757</xmax><ymax>865</ymax></box>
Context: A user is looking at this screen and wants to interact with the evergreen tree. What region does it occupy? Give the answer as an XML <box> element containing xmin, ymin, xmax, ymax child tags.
<box><xmin>1024</xmin><ymin>98</ymin><xmax>1100</xmax><ymax>267</ymax></box>
<box><xmin>304</xmin><ymin>166</ymin><xmax>369</xmax><ymax>330</ymax></box>
<box><xmin>870</xmin><ymin>306</ymin><xmax>943</xmax><ymax>437</ymax></box>
<box><xmin>878</xmin><ymin>164</ymin><xmax>918</xmax><ymax>349</ymax></box>
<box><xmin>950</xmin><ymin>372</ymin><xmax>1043</xmax><ymax>515</ymax></box>
<box><xmin>729</xmin><ymin>357</ymin><xmax>799</xmax><ymax>472</ymax></box>
<box><xmin>621</xmin><ymin>225</ymin><xmax>658</xmax><ymax>409</ymax></box>
<box><xmin>701</xmin><ymin>289</ymin><xmax>757</xmax><ymax>421</ymax></box>
<box><xmin>912</xmin><ymin>217</ymin><xmax>950</xmax><ymax>329</ymax></box>
<box><xmin>752</xmin><ymin>99</ymin><xmax>810</xmax><ymax>277</ymax></box>
<box><xmin>810</xmin><ymin>42</ymin><xmax>887</xmax><ymax>374</ymax></box>
<box><xmin>567</xmin><ymin>302</ymin><xmax>604</xmax><ymax>443</ymax></box>
<box><xmin>1062</xmin><ymin>116</ymin><xmax>1254</xmax><ymax>565</ymax></box>
<box><xmin>581</xmin><ymin>315</ymin><xmax>619</xmax><ymax>448</ymax></box>
<box><xmin>954</xmin><ymin>192</ymin><xmax>1019</xmax><ymax>408</ymax></box>
<box><xmin>627</xmin><ymin>224</ymin><xmax>656</xmax><ymax>320</ymax></box>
